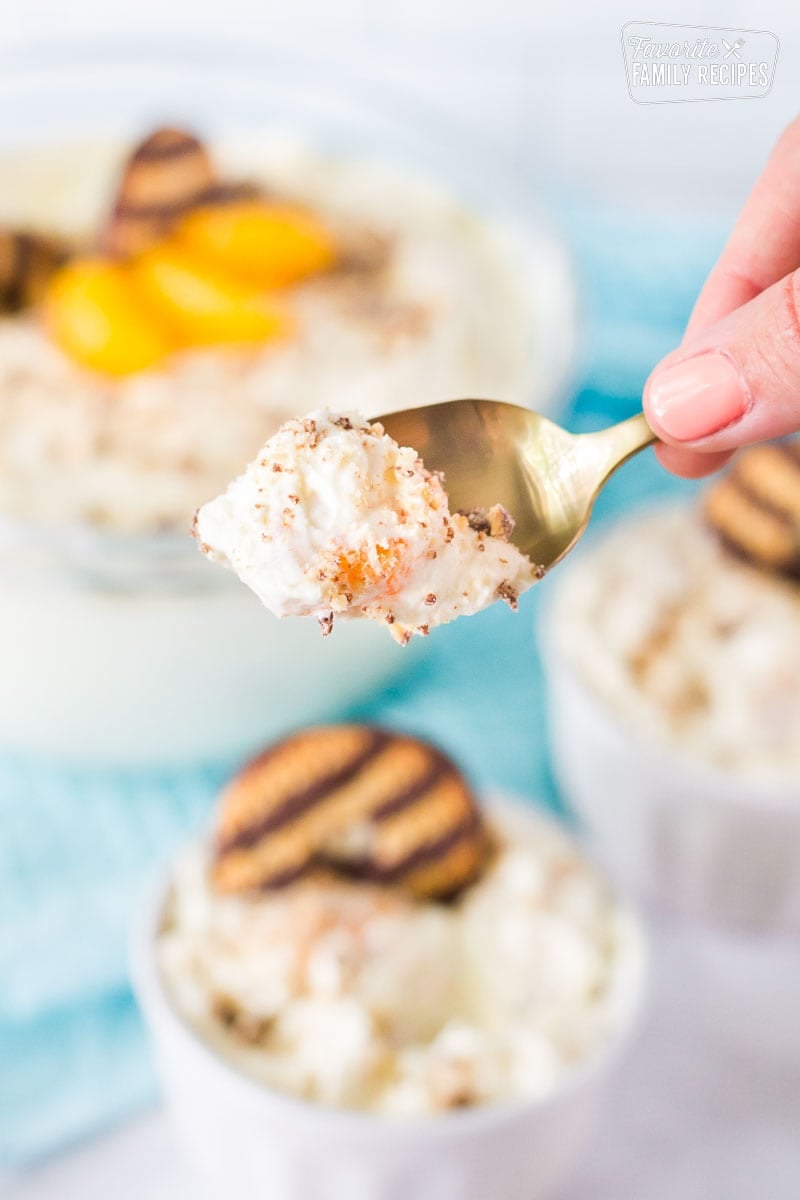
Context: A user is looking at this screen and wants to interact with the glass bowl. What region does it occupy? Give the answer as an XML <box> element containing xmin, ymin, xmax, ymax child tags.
<box><xmin>0</xmin><ymin>42</ymin><xmax>578</xmax><ymax>766</ymax></box>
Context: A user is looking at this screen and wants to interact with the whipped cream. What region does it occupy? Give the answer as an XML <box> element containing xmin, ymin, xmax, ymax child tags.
<box><xmin>556</xmin><ymin>507</ymin><xmax>800</xmax><ymax>778</ymax></box>
<box><xmin>158</xmin><ymin>806</ymin><xmax>642</xmax><ymax>1114</ymax></box>
<box><xmin>194</xmin><ymin>411</ymin><xmax>538</xmax><ymax>642</ymax></box>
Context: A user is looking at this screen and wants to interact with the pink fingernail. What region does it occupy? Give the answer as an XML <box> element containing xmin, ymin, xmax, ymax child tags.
<box><xmin>648</xmin><ymin>352</ymin><xmax>748</xmax><ymax>441</ymax></box>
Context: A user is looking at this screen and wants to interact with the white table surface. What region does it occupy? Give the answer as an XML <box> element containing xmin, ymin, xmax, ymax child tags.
<box><xmin>6</xmin><ymin>919</ymin><xmax>800</xmax><ymax>1200</ymax></box>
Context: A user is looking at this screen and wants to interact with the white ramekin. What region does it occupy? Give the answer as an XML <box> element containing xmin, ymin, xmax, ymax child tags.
<box><xmin>541</xmin><ymin>591</ymin><xmax>800</xmax><ymax>934</ymax></box>
<box><xmin>131</xmin><ymin>799</ymin><xmax>646</xmax><ymax>1200</ymax></box>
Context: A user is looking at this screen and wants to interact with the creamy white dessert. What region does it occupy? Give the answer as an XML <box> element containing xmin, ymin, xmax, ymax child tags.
<box><xmin>556</xmin><ymin>507</ymin><xmax>800</xmax><ymax>778</ymax></box>
<box><xmin>194</xmin><ymin>410</ymin><xmax>538</xmax><ymax>642</ymax></box>
<box><xmin>0</xmin><ymin>139</ymin><xmax>538</xmax><ymax>534</ymax></box>
<box><xmin>158</xmin><ymin>806</ymin><xmax>641</xmax><ymax>1115</ymax></box>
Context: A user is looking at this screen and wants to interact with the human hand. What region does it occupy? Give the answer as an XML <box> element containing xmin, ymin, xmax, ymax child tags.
<box><xmin>643</xmin><ymin>117</ymin><xmax>800</xmax><ymax>477</ymax></box>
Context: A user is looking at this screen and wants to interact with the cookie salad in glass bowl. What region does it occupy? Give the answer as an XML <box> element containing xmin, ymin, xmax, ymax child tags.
<box><xmin>543</xmin><ymin>440</ymin><xmax>800</xmax><ymax>932</ymax></box>
<box><xmin>132</xmin><ymin>725</ymin><xmax>645</xmax><ymax>1200</ymax></box>
<box><xmin>0</xmin><ymin>48</ymin><xmax>576</xmax><ymax>765</ymax></box>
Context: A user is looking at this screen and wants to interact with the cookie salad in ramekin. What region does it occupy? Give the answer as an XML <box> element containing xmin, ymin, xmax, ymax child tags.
<box><xmin>132</xmin><ymin>725</ymin><xmax>645</xmax><ymax>1200</ymax></box>
<box><xmin>543</xmin><ymin>440</ymin><xmax>800</xmax><ymax>933</ymax></box>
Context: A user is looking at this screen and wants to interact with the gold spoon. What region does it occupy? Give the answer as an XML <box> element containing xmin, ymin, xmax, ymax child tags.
<box><xmin>380</xmin><ymin>400</ymin><xmax>656</xmax><ymax>571</ymax></box>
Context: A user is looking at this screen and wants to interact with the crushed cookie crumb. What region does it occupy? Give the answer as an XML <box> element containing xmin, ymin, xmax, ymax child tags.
<box><xmin>458</xmin><ymin>508</ymin><xmax>491</xmax><ymax>535</ymax></box>
<box><xmin>288</xmin><ymin>494</ymin><xmax>300</xmax><ymax>503</ymax></box>
<box><xmin>487</xmin><ymin>504</ymin><xmax>515</xmax><ymax>540</ymax></box>
<box><xmin>212</xmin><ymin>995</ymin><xmax>273</xmax><ymax>1046</ymax></box>
<box><xmin>424</xmin><ymin>593</ymin><xmax>437</xmax><ymax>605</ymax></box>
<box><xmin>419</xmin><ymin>624</ymin><xmax>430</xmax><ymax>636</ymax></box>
<box><xmin>534</xmin><ymin>564</ymin><xmax>547</xmax><ymax>580</ymax></box>
<box><xmin>386</xmin><ymin>613</ymin><xmax>395</xmax><ymax>624</ymax></box>
<box><xmin>212</xmin><ymin>994</ymin><xmax>239</xmax><ymax>1027</ymax></box>
<box><xmin>318</xmin><ymin>613</ymin><xmax>334</xmax><ymax>637</ymax></box>
<box><xmin>497</xmin><ymin>580</ymin><xmax>519</xmax><ymax>610</ymax></box>
<box><xmin>331</xmin><ymin>416</ymin><xmax>353</xmax><ymax>430</ymax></box>
<box><xmin>234</xmin><ymin>1012</ymin><xmax>274</xmax><ymax>1045</ymax></box>
<box><xmin>272</xmin><ymin>463</ymin><xmax>283</xmax><ymax>473</ymax></box>
<box><xmin>301</xmin><ymin>417</ymin><xmax>321</xmax><ymax>448</ymax></box>
<box><xmin>445</xmin><ymin>526</ymin><xmax>455</xmax><ymax>543</ymax></box>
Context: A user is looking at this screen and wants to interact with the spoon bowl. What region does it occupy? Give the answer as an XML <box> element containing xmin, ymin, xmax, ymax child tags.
<box><xmin>381</xmin><ymin>399</ymin><xmax>656</xmax><ymax>571</ymax></box>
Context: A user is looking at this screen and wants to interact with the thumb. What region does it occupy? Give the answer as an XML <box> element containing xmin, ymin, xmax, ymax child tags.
<box><xmin>644</xmin><ymin>268</ymin><xmax>800</xmax><ymax>453</ymax></box>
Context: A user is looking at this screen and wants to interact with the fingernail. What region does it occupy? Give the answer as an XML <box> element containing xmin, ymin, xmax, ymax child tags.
<box><xmin>648</xmin><ymin>352</ymin><xmax>748</xmax><ymax>441</ymax></box>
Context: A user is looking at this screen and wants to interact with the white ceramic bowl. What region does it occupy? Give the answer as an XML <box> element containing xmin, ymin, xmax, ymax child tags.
<box><xmin>131</xmin><ymin>798</ymin><xmax>646</xmax><ymax>1200</ymax></box>
<box><xmin>0</xmin><ymin>46</ymin><xmax>578</xmax><ymax>767</ymax></box>
<box><xmin>542</xmin><ymin>581</ymin><xmax>800</xmax><ymax>934</ymax></box>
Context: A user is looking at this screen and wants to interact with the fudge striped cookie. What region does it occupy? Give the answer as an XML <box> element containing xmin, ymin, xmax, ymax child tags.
<box><xmin>213</xmin><ymin>725</ymin><xmax>489</xmax><ymax>900</ymax></box>
<box><xmin>704</xmin><ymin>439</ymin><xmax>800</xmax><ymax>579</ymax></box>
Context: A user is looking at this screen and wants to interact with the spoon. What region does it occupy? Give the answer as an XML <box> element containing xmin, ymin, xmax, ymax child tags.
<box><xmin>380</xmin><ymin>400</ymin><xmax>656</xmax><ymax>571</ymax></box>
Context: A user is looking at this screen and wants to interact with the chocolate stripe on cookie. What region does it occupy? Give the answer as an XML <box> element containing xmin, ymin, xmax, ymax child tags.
<box><xmin>217</xmin><ymin>729</ymin><xmax>391</xmax><ymax>854</ymax></box>
<box><xmin>131</xmin><ymin>130</ymin><xmax>203</xmax><ymax>163</ymax></box>
<box><xmin>0</xmin><ymin>232</ymin><xmax>24</xmax><ymax>310</ymax></box>
<box><xmin>111</xmin><ymin>200</ymin><xmax>199</xmax><ymax>221</ymax></box>
<box><xmin>705</xmin><ymin>442</ymin><xmax>800</xmax><ymax>579</ymax></box>
<box><xmin>198</xmin><ymin>181</ymin><xmax>262</xmax><ymax>206</ymax></box>
<box><xmin>706</xmin><ymin>480</ymin><xmax>798</xmax><ymax>565</ymax></box>
<box><xmin>731</xmin><ymin>476</ymin><xmax>798</xmax><ymax>525</ymax></box>
<box><xmin>369</xmin><ymin>809</ymin><xmax>483</xmax><ymax>884</ymax></box>
<box><xmin>733</xmin><ymin>451</ymin><xmax>800</xmax><ymax>520</ymax></box>
<box><xmin>102</xmin><ymin>126</ymin><xmax>217</xmax><ymax>257</ymax></box>
<box><xmin>0</xmin><ymin>230</ymin><xmax>70</xmax><ymax>313</ymax></box>
<box><xmin>371</xmin><ymin>753</ymin><xmax>453</xmax><ymax>822</ymax></box>
<box><xmin>112</xmin><ymin>186</ymin><xmax>259</xmax><ymax>221</ymax></box>
<box><xmin>254</xmin><ymin>859</ymin><xmax>312</xmax><ymax>890</ymax></box>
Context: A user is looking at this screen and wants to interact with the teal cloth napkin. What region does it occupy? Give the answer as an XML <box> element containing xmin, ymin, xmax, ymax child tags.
<box><xmin>0</xmin><ymin>202</ymin><xmax>724</xmax><ymax>1166</ymax></box>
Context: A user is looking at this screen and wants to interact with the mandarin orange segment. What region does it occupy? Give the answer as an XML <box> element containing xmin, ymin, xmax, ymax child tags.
<box><xmin>44</xmin><ymin>259</ymin><xmax>173</xmax><ymax>376</ymax></box>
<box><xmin>335</xmin><ymin>542</ymin><xmax>406</xmax><ymax>599</ymax></box>
<box><xmin>176</xmin><ymin>202</ymin><xmax>336</xmax><ymax>287</ymax></box>
<box><xmin>130</xmin><ymin>242</ymin><xmax>290</xmax><ymax>346</ymax></box>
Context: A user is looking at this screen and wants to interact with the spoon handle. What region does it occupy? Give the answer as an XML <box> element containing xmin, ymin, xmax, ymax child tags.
<box><xmin>579</xmin><ymin>411</ymin><xmax>657</xmax><ymax>486</ymax></box>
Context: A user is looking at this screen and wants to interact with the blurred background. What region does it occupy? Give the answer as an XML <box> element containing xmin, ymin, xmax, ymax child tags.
<box><xmin>1</xmin><ymin>1</ymin><xmax>799</xmax><ymax>1197</ymax></box>
<box><xmin>5</xmin><ymin>0</ymin><xmax>796</xmax><ymax>213</ymax></box>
